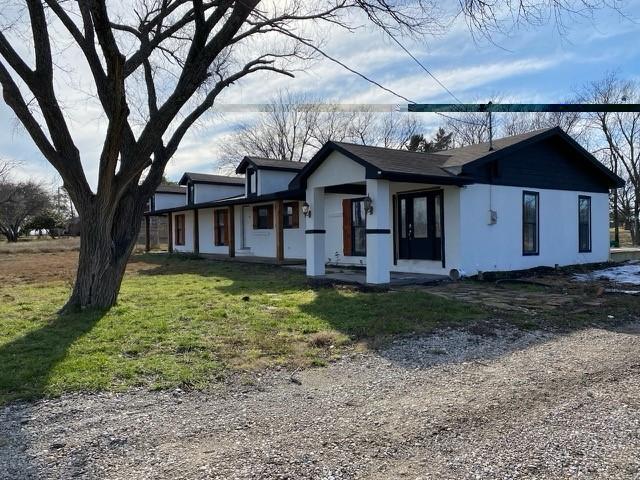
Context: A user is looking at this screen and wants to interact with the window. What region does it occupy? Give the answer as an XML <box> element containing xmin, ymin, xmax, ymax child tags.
<box><xmin>352</xmin><ymin>199</ymin><xmax>367</xmax><ymax>256</ymax></box>
<box><xmin>214</xmin><ymin>209</ymin><xmax>229</xmax><ymax>246</ymax></box>
<box><xmin>253</xmin><ymin>205</ymin><xmax>273</xmax><ymax>229</ymax></box>
<box><xmin>175</xmin><ymin>214</ymin><xmax>185</xmax><ymax>246</ymax></box>
<box><xmin>578</xmin><ymin>196</ymin><xmax>592</xmax><ymax>252</ymax></box>
<box><xmin>522</xmin><ymin>191</ymin><xmax>539</xmax><ymax>255</ymax></box>
<box><xmin>247</xmin><ymin>169</ymin><xmax>257</xmax><ymax>196</ymax></box>
<box><xmin>283</xmin><ymin>202</ymin><xmax>299</xmax><ymax>229</ymax></box>
<box><xmin>187</xmin><ymin>183</ymin><xmax>194</xmax><ymax>205</ymax></box>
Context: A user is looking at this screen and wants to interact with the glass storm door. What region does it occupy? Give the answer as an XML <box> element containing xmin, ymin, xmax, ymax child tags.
<box><xmin>398</xmin><ymin>191</ymin><xmax>443</xmax><ymax>261</ymax></box>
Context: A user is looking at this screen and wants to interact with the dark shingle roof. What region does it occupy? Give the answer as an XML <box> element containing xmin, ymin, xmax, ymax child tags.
<box><xmin>236</xmin><ymin>156</ymin><xmax>306</xmax><ymax>174</ymax></box>
<box><xmin>155</xmin><ymin>184</ymin><xmax>186</xmax><ymax>194</ymax></box>
<box><xmin>434</xmin><ymin>128</ymin><xmax>555</xmax><ymax>167</ymax></box>
<box><xmin>331</xmin><ymin>142</ymin><xmax>452</xmax><ymax>177</ymax></box>
<box><xmin>289</xmin><ymin>126</ymin><xmax>623</xmax><ymax>189</ymax></box>
<box><xmin>179</xmin><ymin>172</ymin><xmax>245</xmax><ymax>186</ymax></box>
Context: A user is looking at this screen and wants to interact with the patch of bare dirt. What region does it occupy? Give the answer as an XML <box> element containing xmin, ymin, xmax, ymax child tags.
<box><xmin>0</xmin><ymin>251</ymin><xmax>160</xmax><ymax>285</ymax></box>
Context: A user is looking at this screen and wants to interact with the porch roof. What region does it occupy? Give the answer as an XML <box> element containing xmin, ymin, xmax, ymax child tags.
<box><xmin>289</xmin><ymin>141</ymin><xmax>475</xmax><ymax>189</ymax></box>
<box><xmin>145</xmin><ymin>188</ymin><xmax>306</xmax><ymax>216</ymax></box>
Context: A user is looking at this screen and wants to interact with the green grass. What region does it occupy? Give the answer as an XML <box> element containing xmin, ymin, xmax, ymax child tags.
<box><xmin>0</xmin><ymin>254</ymin><xmax>483</xmax><ymax>403</ymax></box>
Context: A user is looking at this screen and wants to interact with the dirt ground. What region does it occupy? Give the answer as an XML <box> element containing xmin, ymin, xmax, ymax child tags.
<box><xmin>1</xmin><ymin>322</ymin><xmax>640</xmax><ymax>479</ymax></box>
<box><xmin>0</xmin><ymin>251</ymin><xmax>156</xmax><ymax>285</ymax></box>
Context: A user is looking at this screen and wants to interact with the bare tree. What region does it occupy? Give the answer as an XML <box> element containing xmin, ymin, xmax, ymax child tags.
<box><xmin>220</xmin><ymin>93</ymin><xmax>424</xmax><ymax>169</ymax></box>
<box><xmin>578</xmin><ymin>72</ymin><xmax>640</xmax><ymax>245</ymax></box>
<box><xmin>0</xmin><ymin>180</ymin><xmax>51</xmax><ymax>242</ymax></box>
<box><xmin>0</xmin><ymin>1</ymin><xmax>618</xmax><ymax>310</ymax></box>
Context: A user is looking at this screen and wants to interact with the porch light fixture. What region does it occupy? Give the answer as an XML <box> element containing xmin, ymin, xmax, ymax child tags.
<box><xmin>363</xmin><ymin>195</ymin><xmax>373</xmax><ymax>215</ymax></box>
<box><xmin>302</xmin><ymin>201</ymin><xmax>311</xmax><ymax>218</ymax></box>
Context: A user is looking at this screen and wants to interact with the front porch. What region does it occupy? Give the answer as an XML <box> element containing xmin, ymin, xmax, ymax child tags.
<box><xmin>287</xmin><ymin>264</ymin><xmax>448</xmax><ymax>286</ymax></box>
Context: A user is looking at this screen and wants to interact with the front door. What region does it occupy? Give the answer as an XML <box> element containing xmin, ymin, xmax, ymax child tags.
<box><xmin>397</xmin><ymin>191</ymin><xmax>443</xmax><ymax>261</ymax></box>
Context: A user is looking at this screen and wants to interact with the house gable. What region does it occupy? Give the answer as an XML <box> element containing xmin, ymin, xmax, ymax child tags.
<box><xmin>461</xmin><ymin>134</ymin><xmax>620</xmax><ymax>193</ymax></box>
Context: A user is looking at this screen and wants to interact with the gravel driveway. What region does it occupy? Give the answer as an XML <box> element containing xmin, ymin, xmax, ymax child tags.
<box><xmin>2</xmin><ymin>322</ymin><xmax>640</xmax><ymax>479</ymax></box>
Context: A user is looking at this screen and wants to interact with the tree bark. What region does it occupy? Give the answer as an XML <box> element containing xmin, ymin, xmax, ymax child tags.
<box><xmin>62</xmin><ymin>188</ymin><xmax>145</xmax><ymax>312</ymax></box>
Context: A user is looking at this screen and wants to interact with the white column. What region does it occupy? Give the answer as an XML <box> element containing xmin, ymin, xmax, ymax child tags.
<box><xmin>366</xmin><ymin>179</ymin><xmax>391</xmax><ymax>284</ymax></box>
<box><xmin>305</xmin><ymin>187</ymin><xmax>326</xmax><ymax>276</ymax></box>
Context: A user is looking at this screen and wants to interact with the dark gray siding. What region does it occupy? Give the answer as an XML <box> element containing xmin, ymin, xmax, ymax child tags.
<box><xmin>463</xmin><ymin>137</ymin><xmax>611</xmax><ymax>193</ymax></box>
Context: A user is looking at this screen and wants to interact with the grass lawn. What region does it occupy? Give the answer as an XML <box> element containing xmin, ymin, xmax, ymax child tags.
<box><xmin>0</xmin><ymin>253</ymin><xmax>485</xmax><ymax>404</ymax></box>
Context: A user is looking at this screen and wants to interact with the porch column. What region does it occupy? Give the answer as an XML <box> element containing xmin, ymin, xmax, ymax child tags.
<box><xmin>305</xmin><ymin>187</ymin><xmax>326</xmax><ymax>276</ymax></box>
<box><xmin>193</xmin><ymin>209</ymin><xmax>199</xmax><ymax>254</ymax></box>
<box><xmin>275</xmin><ymin>200</ymin><xmax>284</xmax><ymax>263</ymax></box>
<box><xmin>167</xmin><ymin>213</ymin><xmax>173</xmax><ymax>253</ymax></box>
<box><xmin>366</xmin><ymin>179</ymin><xmax>391</xmax><ymax>284</ymax></box>
<box><xmin>228</xmin><ymin>205</ymin><xmax>235</xmax><ymax>258</ymax></box>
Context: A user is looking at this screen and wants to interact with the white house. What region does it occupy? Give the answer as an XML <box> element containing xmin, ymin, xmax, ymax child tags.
<box><xmin>149</xmin><ymin>157</ymin><xmax>307</xmax><ymax>262</ymax></box>
<box><xmin>147</xmin><ymin>127</ymin><xmax>623</xmax><ymax>284</ymax></box>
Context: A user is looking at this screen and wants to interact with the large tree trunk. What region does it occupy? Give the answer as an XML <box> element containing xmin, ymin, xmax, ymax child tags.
<box><xmin>62</xmin><ymin>189</ymin><xmax>145</xmax><ymax>312</ymax></box>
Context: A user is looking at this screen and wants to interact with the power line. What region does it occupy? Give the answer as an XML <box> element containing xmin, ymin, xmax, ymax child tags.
<box><xmin>382</xmin><ymin>29</ymin><xmax>463</xmax><ymax>105</ymax></box>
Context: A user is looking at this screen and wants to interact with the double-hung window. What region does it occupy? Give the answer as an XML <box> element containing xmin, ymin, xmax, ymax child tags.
<box><xmin>175</xmin><ymin>214</ymin><xmax>185</xmax><ymax>246</ymax></box>
<box><xmin>214</xmin><ymin>209</ymin><xmax>228</xmax><ymax>246</ymax></box>
<box><xmin>578</xmin><ymin>196</ymin><xmax>592</xmax><ymax>252</ymax></box>
<box><xmin>283</xmin><ymin>202</ymin><xmax>299</xmax><ymax>229</ymax></box>
<box><xmin>522</xmin><ymin>191</ymin><xmax>539</xmax><ymax>255</ymax></box>
<box><xmin>253</xmin><ymin>205</ymin><xmax>273</xmax><ymax>229</ymax></box>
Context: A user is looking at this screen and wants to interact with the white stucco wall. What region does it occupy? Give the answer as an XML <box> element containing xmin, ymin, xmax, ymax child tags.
<box><xmin>458</xmin><ymin>184</ymin><xmax>610</xmax><ymax>274</ymax></box>
<box><xmin>232</xmin><ymin>202</ymin><xmax>275</xmax><ymax>258</ymax></box>
<box><xmin>172</xmin><ymin>210</ymin><xmax>194</xmax><ymax>253</ymax></box>
<box><xmin>194</xmin><ymin>183</ymin><xmax>244</xmax><ymax>203</ymax></box>
<box><xmin>389</xmin><ymin>183</ymin><xmax>461</xmax><ymax>276</ymax></box>
<box><xmin>154</xmin><ymin>192</ymin><xmax>186</xmax><ymax>210</ymax></box>
<box><xmin>307</xmin><ymin>151</ymin><xmax>367</xmax><ymax>188</ymax></box>
<box><xmin>283</xmin><ymin>202</ymin><xmax>306</xmax><ymax>259</ymax></box>
<box><xmin>324</xmin><ymin>193</ymin><xmax>366</xmax><ymax>266</ymax></box>
<box><xmin>197</xmin><ymin>208</ymin><xmax>230</xmax><ymax>255</ymax></box>
<box><xmin>259</xmin><ymin>170</ymin><xmax>298</xmax><ymax>195</ymax></box>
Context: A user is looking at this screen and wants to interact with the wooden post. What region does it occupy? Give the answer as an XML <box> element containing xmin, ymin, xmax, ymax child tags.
<box><xmin>228</xmin><ymin>205</ymin><xmax>235</xmax><ymax>258</ymax></box>
<box><xmin>275</xmin><ymin>200</ymin><xmax>284</xmax><ymax>263</ymax></box>
<box><xmin>193</xmin><ymin>209</ymin><xmax>199</xmax><ymax>254</ymax></box>
<box><xmin>144</xmin><ymin>215</ymin><xmax>151</xmax><ymax>252</ymax></box>
<box><xmin>167</xmin><ymin>213</ymin><xmax>173</xmax><ymax>253</ymax></box>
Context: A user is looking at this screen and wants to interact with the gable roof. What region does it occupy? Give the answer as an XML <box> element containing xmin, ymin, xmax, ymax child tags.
<box><xmin>290</xmin><ymin>127</ymin><xmax>624</xmax><ymax>189</ymax></box>
<box><xmin>236</xmin><ymin>156</ymin><xmax>307</xmax><ymax>174</ymax></box>
<box><xmin>179</xmin><ymin>172</ymin><xmax>245</xmax><ymax>186</ymax></box>
<box><xmin>155</xmin><ymin>184</ymin><xmax>186</xmax><ymax>195</ymax></box>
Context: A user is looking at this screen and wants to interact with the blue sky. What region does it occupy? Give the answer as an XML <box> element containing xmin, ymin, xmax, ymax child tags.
<box><xmin>1</xmin><ymin>1</ymin><xmax>639</xmax><ymax>186</ymax></box>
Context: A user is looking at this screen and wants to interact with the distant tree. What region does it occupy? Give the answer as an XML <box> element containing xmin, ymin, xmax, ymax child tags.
<box><xmin>407</xmin><ymin>128</ymin><xmax>453</xmax><ymax>152</ymax></box>
<box><xmin>407</xmin><ymin>134</ymin><xmax>426</xmax><ymax>152</ymax></box>
<box><xmin>26</xmin><ymin>209</ymin><xmax>66</xmax><ymax>237</ymax></box>
<box><xmin>220</xmin><ymin>92</ymin><xmax>423</xmax><ymax>169</ymax></box>
<box><xmin>424</xmin><ymin>128</ymin><xmax>454</xmax><ymax>152</ymax></box>
<box><xmin>0</xmin><ymin>181</ymin><xmax>51</xmax><ymax>242</ymax></box>
<box><xmin>577</xmin><ymin>72</ymin><xmax>640</xmax><ymax>245</ymax></box>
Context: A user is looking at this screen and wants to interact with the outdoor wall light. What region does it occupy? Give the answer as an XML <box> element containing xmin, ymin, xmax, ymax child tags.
<box><xmin>363</xmin><ymin>195</ymin><xmax>373</xmax><ymax>215</ymax></box>
<box><xmin>302</xmin><ymin>201</ymin><xmax>311</xmax><ymax>218</ymax></box>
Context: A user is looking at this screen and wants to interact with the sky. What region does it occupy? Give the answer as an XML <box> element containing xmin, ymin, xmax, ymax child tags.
<box><xmin>1</xmin><ymin>1</ymin><xmax>639</xmax><ymax>187</ymax></box>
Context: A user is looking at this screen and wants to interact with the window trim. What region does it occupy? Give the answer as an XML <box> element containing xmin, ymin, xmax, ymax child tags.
<box><xmin>522</xmin><ymin>191</ymin><xmax>539</xmax><ymax>256</ymax></box>
<box><xmin>214</xmin><ymin>209</ymin><xmax>228</xmax><ymax>246</ymax></box>
<box><xmin>254</xmin><ymin>204</ymin><xmax>273</xmax><ymax>230</ymax></box>
<box><xmin>578</xmin><ymin>195</ymin><xmax>592</xmax><ymax>253</ymax></box>
<box><xmin>351</xmin><ymin>197</ymin><xmax>367</xmax><ymax>257</ymax></box>
<box><xmin>175</xmin><ymin>214</ymin><xmax>186</xmax><ymax>246</ymax></box>
<box><xmin>283</xmin><ymin>202</ymin><xmax>299</xmax><ymax>229</ymax></box>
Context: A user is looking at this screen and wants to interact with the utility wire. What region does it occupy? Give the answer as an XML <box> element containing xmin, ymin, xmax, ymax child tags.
<box><xmin>382</xmin><ymin>29</ymin><xmax>464</xmax><ymax>105</ymax></box>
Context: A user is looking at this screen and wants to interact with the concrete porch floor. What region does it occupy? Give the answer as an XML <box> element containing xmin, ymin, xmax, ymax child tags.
<box><xmin>285</xmin><ymin>265</ymin><xmax>448</xmax><ymax>286</ymax></box>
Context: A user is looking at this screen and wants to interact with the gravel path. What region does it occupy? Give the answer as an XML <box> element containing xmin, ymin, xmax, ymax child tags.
<box><xmin>2</xmin><ymin>322</ymin><xmax>640</xmax><ymax>479</ymax></box>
